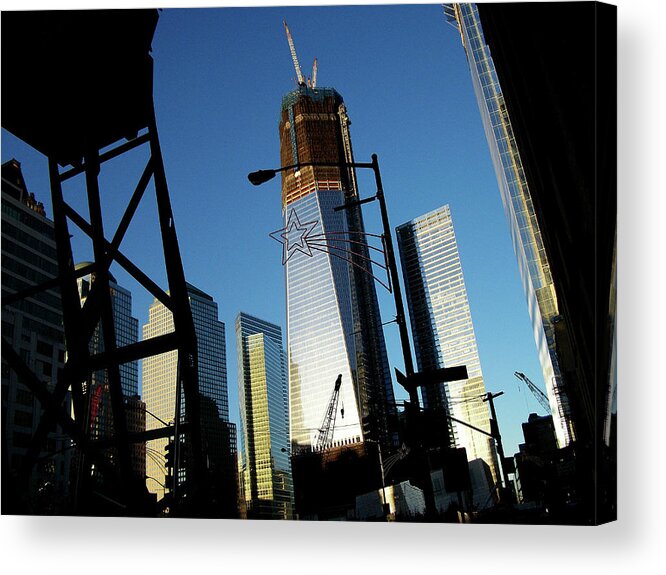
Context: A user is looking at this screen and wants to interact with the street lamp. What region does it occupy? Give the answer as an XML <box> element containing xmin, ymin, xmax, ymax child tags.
<box><xmin>483</xmin><ymin>391</ymin><xmax>515</xmax><ymax>504</ymax></box>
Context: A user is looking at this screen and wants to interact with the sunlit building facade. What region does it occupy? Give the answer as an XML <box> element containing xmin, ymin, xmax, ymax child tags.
<box><xmin>278</xmin><ymin>86</ymin><xmax>396</xmax><ymax>452</ymax></box>
<box><xmin>397</xmin><ymin>204</ymin><xmax>498</xmax><ymax>486</ymax></box>
<box><xmin>142</xmin><ymin>293</ymin><xmax>178</xmax><ymax>501</ymax></box>
<box><xmin>444</xmin><ymin>3</ymin><xmax>574</xmax><ymax>447</ymax></box>
<box><xmin>143</xmin><ymin>284</ymin><xmax>238</xmax><ymax>515</ymax></box>
<box><xmin>236</xmin><ymin>312</ymin><xmax>293</xmax><ymax>519</ymax></box>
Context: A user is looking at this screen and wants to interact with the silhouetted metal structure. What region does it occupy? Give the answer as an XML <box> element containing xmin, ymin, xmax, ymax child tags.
<box><xmin>1</xmin><ymin>10</ymin><xmax>207</xmax><ymax>515</ymax></box>
<box><xmin>515</xmin><ymin>371</ymin><xmax>551</xmax><ymax>414</ymax></box>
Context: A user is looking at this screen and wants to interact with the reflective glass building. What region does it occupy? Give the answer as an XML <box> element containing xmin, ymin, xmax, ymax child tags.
<box><xmin>236</xmin><ymin>312</ymin><xmax>293</xmax><ymax>519</ymax></box>
<box><xmin>444</xmin><ymin>3</ymin><xmax>574</xmax><ymax>447</ymax></box>
<box><xmin>77</xmin><ymin>264</ymin><xmax>139</xmax><ymax>398</ymax></box>
<box><xmin>278</xmin><ymin>86</ymin><xmax>396</xmax><ymax>452</ymax></box>
<box><xmin>397</xmin><ymin>204</ymin><xmax>498</xmax><ymax>486</ymax></box>
<box><xmin>143</xmin><ymin>283</ymin><xmax>238</xmax><ymax>515</ymax></box>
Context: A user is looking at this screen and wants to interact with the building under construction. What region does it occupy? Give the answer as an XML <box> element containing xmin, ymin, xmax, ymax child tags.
<box><xmin>278</xmin><ymin>23</ymin><xmax>397</xmax><ymax>458</ymax></box>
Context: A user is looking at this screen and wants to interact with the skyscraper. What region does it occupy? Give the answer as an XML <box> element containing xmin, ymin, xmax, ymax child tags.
<box><xmin>75</xmin><ymin>263</ymin><xmax>145</xmax><ymax>484</ymax></box>
<box><xmin>1</xmin><ymin>159</ymin><xmax>71</xmax><ymax>512</ymax></box>
<box><xmin>444</xmin><ymin>3</ymin><xmax>574</xmax><ymax>447</ymax></box>
<box><xmin>236</xmin><ymin>312</ymin><xmax>293</xmax><ymax>519</ymax></box>
<box><xmin>396</xmin><ymin>204</ymin><xmax>498</xmax><ymax>487</ymax></box>
<box><xmin>142</xmin><ymin>283</ymin><xmax>238</xmax><ymax>516</ymax></box>
<box><xmin>277</xmin><ymin>82</ymin><xmax>396</xmax><ymax>452</ymax></box>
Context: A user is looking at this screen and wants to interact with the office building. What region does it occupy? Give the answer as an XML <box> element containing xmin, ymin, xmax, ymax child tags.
<box><xmin>444</xmin><ymin>3</ymin><xmax>574</xmax><ymax>448</ymax></box>
<box><xmin>1</xmin><ymin>159</ymin><xmax>71</xmax><ymax>512</ymax></box>
<box><xmin>142</xmin><ymin>283</ymin><xmax>238</xmax><ymax>516</ymax></box>
<box><xmin>396</xmin><ymin>204</ymin><xmax>498</xmax><ymax>487</ymax></box>
<box><xmin>236</xmin><ymin>312</ymin><xmax>293</xmax><ymax>519</ymax></box>
<box><xmin>74</xmin><ymin>263</ymin><xmax>145</xmax><ymax>486</ymax></box>
<box><xmin>278</xmin><ymin>82</ymin><xmax>396</xmax><ymax>452</ymax></box>
<box><xmin>513</xmin><ymin>413</ymin><xmax>574</xmax><ymax>510</ymax></box>
<box><xmin>76</xmin><ymin>264</ymin><xmax>140</xmax><ymax>423</ymax></box>
<box><xmin>521</xmin><ymin>413</ymin><xmax>558</xmax><ymax>458</ymax></box>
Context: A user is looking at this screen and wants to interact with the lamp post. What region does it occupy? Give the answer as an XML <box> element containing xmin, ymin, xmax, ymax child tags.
<box><xmin>483</xmin><ymin>391</ymin><xmax>515</xmax><ymax>504</ymax></box>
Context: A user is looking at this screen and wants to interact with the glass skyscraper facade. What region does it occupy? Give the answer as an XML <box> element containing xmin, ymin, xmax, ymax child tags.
<box><xmin>143</xmin><ymin>283</ymin><xmax>238</xmax><ymax>515</ymax></box>
<box><xmin>278</xmin><ymin>86</ymin><xmax>396</xmax><ymax>452</ymax></box>
<box><xmin>444</xmin><ymin>3</ymin><xmax>574</xmax><ymax>447</ymax></box>
<box><xmin>236</xmin><ymin>312</ymin><xmax>293</xmax><ymax>519</ymax></box>
<box><xmin>397</xmin><ymin>204</ymin><xmax>498</xmax><ymax>486</ymax></box>
<box><xmin>77</xmin><ymin>266</ymin><xmax>139</xmax><ymax>399</ymax></box>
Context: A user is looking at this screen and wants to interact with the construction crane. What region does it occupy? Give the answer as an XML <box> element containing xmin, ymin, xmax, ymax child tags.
<box><xmin>315</xmin><ymin>374</ymin><xmax>344</xmax><ymax>451</ymax></box>
<box><xmin>514</xmin><ymin>371</ymin><xmax>551</xmax><ymax>414</ymax></box>
<box><xmin>283</xmin><ymin>20</ymin><xmax>305</xmax><ymax>86</ymax></box>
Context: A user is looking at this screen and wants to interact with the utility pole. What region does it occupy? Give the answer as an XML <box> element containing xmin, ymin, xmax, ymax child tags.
<box><xmin>370</xmin><ymin>156</ymin><xmax>416</xmax><ymax>386</ymax></box>
<box><xmin>483</xmin><ymin>391</ymin><xmax>513</xmax><ymax>504</ymax></box>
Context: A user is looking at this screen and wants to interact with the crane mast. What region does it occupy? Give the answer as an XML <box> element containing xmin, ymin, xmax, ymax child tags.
<box><xmin>315</xmin><ymin>374</ymin><xmax>343</xmax><ymax>451</ymax></box>
<box><xmin>514</xmin><ymin>371</ymin><xmax>551</xmax><ymax>414</ymax></box>
<box><xmin>283</xmin><ymin>20</ymin><xmax>305</xmax><ymax>86</ymax></box>
<box><xmin>311</xmin><ymin>57</ymin><xmax>318</xmax><ymax>88</ymax></box>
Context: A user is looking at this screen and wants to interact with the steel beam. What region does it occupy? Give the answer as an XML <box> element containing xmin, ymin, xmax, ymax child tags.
<box><xmin>148</xmin><ymin>107</ymin><xmax>208</xmax><ymax>511</ymax></box>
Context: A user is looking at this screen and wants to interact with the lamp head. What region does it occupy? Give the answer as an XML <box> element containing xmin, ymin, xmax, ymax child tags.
<box><xmin>248</xmin><ymin>169</ymin><xmax>277</xmax><ymax>186</ymax></box>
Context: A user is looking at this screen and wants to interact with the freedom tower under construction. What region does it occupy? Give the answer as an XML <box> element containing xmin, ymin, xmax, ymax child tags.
<box><xmin>274</xmin><ymin>23</ymin><xmax>396</xmax><ymax>453</ymax></box>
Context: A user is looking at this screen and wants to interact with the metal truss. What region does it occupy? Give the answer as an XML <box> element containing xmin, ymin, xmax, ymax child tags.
<box><xmin>2</xmin><ymin>106</ymin><xmax>207</xmax><ymax>516</ymax></box>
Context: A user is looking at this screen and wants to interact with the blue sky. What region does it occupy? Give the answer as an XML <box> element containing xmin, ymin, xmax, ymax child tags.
<box><xmin>2</xmin><ymin>4</ymin><xmax>549</xmax><ymax>458</ymax></box>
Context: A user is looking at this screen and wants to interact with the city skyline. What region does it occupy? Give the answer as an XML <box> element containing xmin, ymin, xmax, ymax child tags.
<box><xmin>3</xmin><ymin>0</ymin><xmax>658</xmax><ymax>569</ymax></box>
<box><xmin>1</xmin><ymin>4</ymin><xmax>555</xmax><ymax>463</ymax></box>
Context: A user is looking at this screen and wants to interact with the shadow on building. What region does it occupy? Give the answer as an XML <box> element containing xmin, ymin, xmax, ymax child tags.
<box><xmin>477</xmin><ymin>2</ymin><xmax>617</xmax><ymax>524</ymax></box>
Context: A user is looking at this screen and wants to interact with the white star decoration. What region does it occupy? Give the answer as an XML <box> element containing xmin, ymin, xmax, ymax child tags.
<box><xmin>269</xmin><ymin>209</ymin><xmax>319</xmax><ymax>264</ymax></box>
<box><xmin>267</xmin><ymin>209</ymin><xmax>393</xmax><ymax>292</ymax></box>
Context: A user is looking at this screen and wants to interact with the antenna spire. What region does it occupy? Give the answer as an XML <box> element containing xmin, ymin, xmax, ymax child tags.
<box><xmin>283</xmin><ymin>20</ymin><xmax>305</xmax><ymax>87</ymax></box>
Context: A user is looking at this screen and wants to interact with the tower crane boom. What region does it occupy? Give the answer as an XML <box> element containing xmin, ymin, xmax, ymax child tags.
<box><xmin>283</xmin><ymin>20</ymin><xmax>305</xmax><ymax>86</ymax></box>
<box><xmin>514</xmin><ymin>371</ymin><xmax>551</xmax><ymax>414</ymax></box>
<box><xmin>316</xmin><ymin>374</ymin><xmax>343</xmax><ymax>451</ymax></box>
